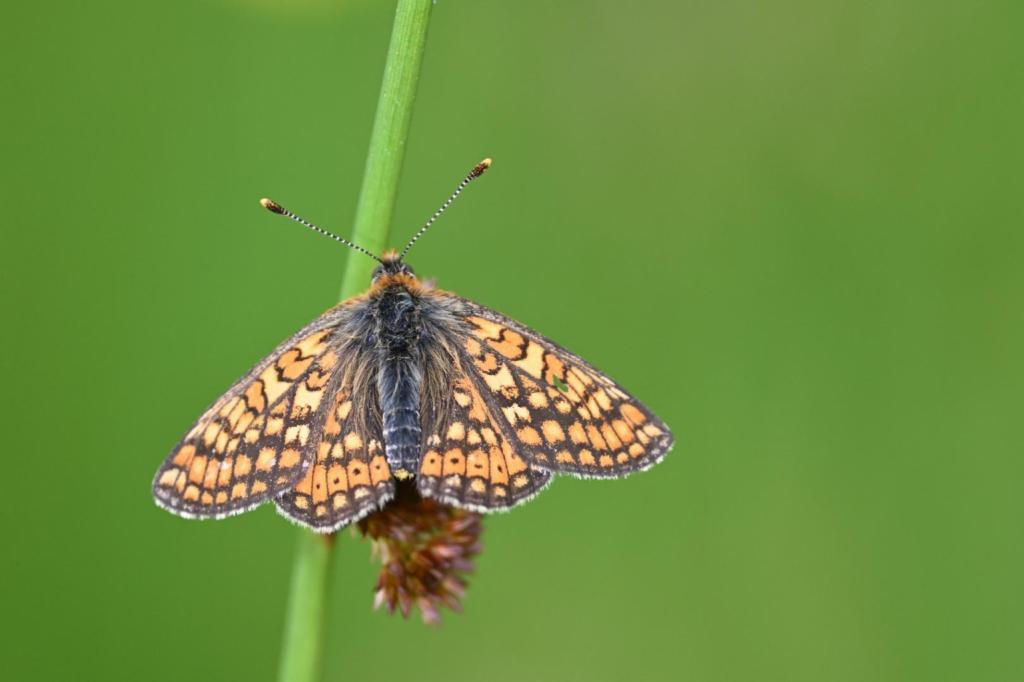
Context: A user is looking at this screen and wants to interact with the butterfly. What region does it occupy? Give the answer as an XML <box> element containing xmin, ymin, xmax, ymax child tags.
<box><xmin>152</xmin><ymin>159</ymin><xmax>674</xmax><ymax>533</ymax></box>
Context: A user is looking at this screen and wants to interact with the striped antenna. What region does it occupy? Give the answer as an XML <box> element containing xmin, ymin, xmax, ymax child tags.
<box><xmin>399</xmin><ymin>158</ymin><xmax>492</xmax><ymax>260</ymax></box>
<box><xmin>260</xmin><ymin>198</ymin><xmax>383</xmax><ymax>264</ymax></box>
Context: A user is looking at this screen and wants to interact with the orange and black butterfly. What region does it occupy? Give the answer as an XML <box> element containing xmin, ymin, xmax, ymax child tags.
<box><xmin>152</xmin><ymin>160</ymin><xmax>674</xmax><ymax>532</ymax></box>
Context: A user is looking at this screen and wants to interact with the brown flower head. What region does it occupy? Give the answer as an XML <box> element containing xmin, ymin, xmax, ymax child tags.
<box><xmin>358</xmin><ymin>481</ymin><xmax>482</xmax><ymax>624</ymax></box>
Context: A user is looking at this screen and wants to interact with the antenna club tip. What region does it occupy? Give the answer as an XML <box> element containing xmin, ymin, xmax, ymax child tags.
<box><xmin>472</xmin><ymin>158</ymin><xmax>493</xmax><ymax>176</ymax></box>
<box><xmin>260</xmin><ymin>197</ymin><xmax>284</xmax><ymax>214</ymax></box>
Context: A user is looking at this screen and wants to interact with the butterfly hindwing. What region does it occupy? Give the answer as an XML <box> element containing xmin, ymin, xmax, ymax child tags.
<box><xmin>275</xmin><ymin>386</ymin><xmax>395</xmax><ymax>532</ymax></box>
<box><xmin>417</xmin><ymin>368</ymin><xmax>551</xmax><ymax>512</ymax></box>
<box><xmin>152</xmin><ymin>319</ymin><xmax>341</xmax><ymax>519</ymax></box>
<box><xmin>452</xmin><ymin>298</ymin><xmax>674</xmax><ymax>478</ymax></box>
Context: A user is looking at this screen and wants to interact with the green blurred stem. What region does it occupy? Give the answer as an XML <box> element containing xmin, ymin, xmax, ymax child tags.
<box><xmin>341</xmin><ymin>0</ymin><xmax>435</xmax><ymax>297</ymax></box>
<box><xmin>278</xmin><ymin>1</ymin><xmax>434</xmax><ymax>681</ymax></box>
<box><xmin>278</xmin><ymin>533</ymin><xmax>332</xmax><ymax>682</ymax></box>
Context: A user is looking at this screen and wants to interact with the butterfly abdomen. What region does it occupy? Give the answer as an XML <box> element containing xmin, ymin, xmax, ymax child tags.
<box><xmin>374</xmin><ymin>286</ymin><xmax>424</xmax><ymax>477</ymax></box>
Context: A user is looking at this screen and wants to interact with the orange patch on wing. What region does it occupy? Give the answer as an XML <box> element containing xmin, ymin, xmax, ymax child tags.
<box><xmin>326</xmin><ymin>464</ymin><xmax>347</xmax><ymax>493</ymax></box>
<box><xmin>620</xmin><ymin>403</ymin><xmax>647</xmax><ymax>425</ymax></box>
<box><xmin>489</xmin><ymin>329</ymin><xmax>525</xmax><ymax>359</ymax></box>
<box><xmin>343</xmin><ymin>432</ymin><xmax>363</xmax><ymax>452</ymax></box>
<box><xmin>256</xmin><ymin>448</ymin><xmax>276</xmax><ymax>471</ymax></box>
<box><xmin>544</xmin><ymin>354</ymin><xmax>566</xmax><ymax>387</ymax></box>
<box><xmin>172</xmin><ymin>444</ymin><xmax>195</xmax><ymax>467</ymax></box>
<box><xmin>467</xmin><ymin>449</ymin><xmax>489</xmax><ymax>478</ymax></box>
<box><xmin>217</xmin><ymin>458</ymin><xmax>233</xmax><ymax>486</ymax></box>
<box><xmin>542</xmin><ymin>420</ymin><xmax>565</xmax><ymax>443</ymax></box>
<box><xmin>226</xmin><ymin>399</ymin><xmax>246</xmax><ymax>429</ymax></box>
<box><xmin>600</xmin><ymin>423</ymin><xmax>624</xmax><ymax>450</ymax></box>
<box><xmin>481</xmin><ymin>364</ymin><xmax>517</xmax><ymax>395</ymax></box>
<box><xmin>517</xmin><ymin>426</ymin><xmax>542</xmax><ymax>446</ymax></box>
<box><xmin>490</xmin><ymin>449</ymin><xmax>510</xmax><ymax>484</ymax></box>
<box><xmin>443</xmin><ymin>448</ymin><xmax>466</xmax><ymax>475</ymax></box>
<box><xmin>586</xmin><ymin>424</ymin><xmax>609</xmax><ymax>450</ymax></box>
<box><xmin>280</xmin><ymin>448</ymin><xmax>301</xmax><ymax>468</ymax></box>
<box><xmin>566</xmin><ymin>372</ymin><xmax>587</xmax><ymax>398</ymax></box>
<box><xmin>202</xmin><ymin>463</ymin><xmax>219</xmax><ymax>489</ymax></box>
<box><xmin>502</xmin><ymin>403</ymin><xmax>531</xmax><ymax>426</ymax></box>
<box><xmin>188</xmin><ymin>456</ymin><xmax>208</xmax><ymax>484</ymax></box>
<box><xmin>346</xmin><ymin>460</ymin><xmax>371</xmax><ymax>487</ymax></box>
<box><xmin>275</xmin><ymin>349</ymin><xmax>312</xmax><ymax>381</ymax></box>
<box><xmin>370</xmin><ymin>456</ymin><xmax>389</xmax><ymax>483</ymax></box>
<box><xmin>234</xmin><ymin>454</ymin><xmax>252</xmax><ymax>477</ymax></box>
<box><xmin>305</xmin><ymin>370</ymin><xmax>330</xmax><ymax>390</ymax></box>
<box><xmin>474</xmin><ymin>352</ymin><xmax>500</xmax><ymax>373</ymax></box>
<box><xmin>568</xmin><ymin>421</ymin><xmax>589</xmax><ymax>444</ymax></box>
<box><xmin>294</xmin><ymin>466</ymin><xmax>314</xmax><ymax>495</ymax></box>
<box><xmin>612</xmin><ymin>419</ymin><xmax>635</xmax><ymax>443</ymax></box>
<box><xmin>513</xmin><ymin>341</ymin><xmax>546</xmax><ymax>379</ymax></box>
<box><xmin>467</xmin><ymin>316</ymin><xmax>504</xmax><ymax>340</ymax></box>
<box><xmin>504</xmin><ymin>451</ymin><xmax>528</xmax><ymax>475</ymax></box>
<box><xmin>234</xmin><ymin>410</ymin><xmax>255</xmax><ymax>435</ymax></box>
<box><xmin>265</xmin><ymin>416</ymin><xmax>284</xmax><ymax>436</ymax></box>
<box><xmin>244</xmin><ymin>381</ymin><xmax>266</xmax><ymax>413</ymax></box>
<box><xmin>421</xmin><ymin>450</ymin><xmax>442</xmax><ymax>477</ymax></box>
<box><xmin>311</xmin><ymin>465</ymin><xmax>328</xmax><ymax>503</ymax></box>
<box><xmin>446</xmin><ymin>421</ymin><xmax>466</xmax><ymax>441</ymax></box>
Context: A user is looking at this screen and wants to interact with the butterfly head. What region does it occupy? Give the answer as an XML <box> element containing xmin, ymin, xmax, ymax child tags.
<box><xmin>371</xmin><ymin>251</ymin><xmax>417</xmax><ymax>285</ymax></box>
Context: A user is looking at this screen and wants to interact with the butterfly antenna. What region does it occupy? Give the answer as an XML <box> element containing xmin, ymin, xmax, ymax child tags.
<box><xmin>260</xmin><ymin>198</ymin><xmax>383</xmax><ymax>264</ymax></box>
<box><xmin>400</xmin><ymin>158</ymin><xmax>492</xmax><ymax>260</ymax></box>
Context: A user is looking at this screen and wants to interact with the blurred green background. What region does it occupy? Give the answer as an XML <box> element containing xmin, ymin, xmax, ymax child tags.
<box><xmin>3</xmin><ymin>0</ymin><xmax>1022</xmax><ymax>680</ymax></box>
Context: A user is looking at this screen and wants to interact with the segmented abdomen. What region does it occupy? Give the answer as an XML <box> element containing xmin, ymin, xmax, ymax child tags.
<box><xmin>377</xmin><ymin>356</ymin><xmax>422</xmax><ymax>475</ymax></box>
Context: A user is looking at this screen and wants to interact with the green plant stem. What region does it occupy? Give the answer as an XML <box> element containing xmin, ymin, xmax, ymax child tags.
<box><xmin>341</xmin><ymin>0</ymin><xmax>434</xmax><ymax>297</ymax></box>
<box><xmin>278</xmin><ymin>1</ymin><xmax>434</xmax><ymax>681</ymax></box>
<box><xmin>278</xmin><ymin>534</ymin><xmax>332</xmax><ymax>682</ymax></box>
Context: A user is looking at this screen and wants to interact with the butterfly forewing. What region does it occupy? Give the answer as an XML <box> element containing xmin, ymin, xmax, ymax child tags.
<box><xmin>152</xmin><ymin>317</ymin><xmax>342</xmax><ymax>519</ymax></box>
<box><xmin>450</xmin><ymin>298</ymin><xmax>674</xmax><ymax>478</ymax></box>
<box><xmin>275</xmin><ymin>386</ymin><xmax>395</xmax><ymax>531</ymax></box>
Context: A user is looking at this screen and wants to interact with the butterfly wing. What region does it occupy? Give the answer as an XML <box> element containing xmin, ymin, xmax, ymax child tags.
<box><xmin>450</xmin><ymin>297</ymin><xmax>674</xmax><ymax>478</ymax></box>
<box><xmin>152</xmin><ymin>311</ymin><xmax>346</xmax><ymax>520</ymax></box>
<box><xmin>417</xmin><ymin>368</ymin><xmax>551</xmax><ymax>512</ymax></box>
<box><xmin>275</xmin><ymin>384</ymin><xmax>395</xmax><ymax>532</ymax></box>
